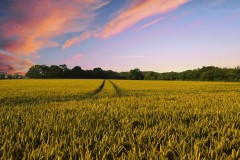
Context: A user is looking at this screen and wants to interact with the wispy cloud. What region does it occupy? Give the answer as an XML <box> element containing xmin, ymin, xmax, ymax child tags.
<box><xmin>0</xmin><ymin>0</ymin><xmax>109</xmax><ymax>55</ymax></box>
<box><xmin>99</xmin><ymin>0</ymin><xmax>189</xmax><ymax>38</ymax></box>
<box><xmin>0</xmin><ymin>52</ymin><xmax>33</xmax><ymax>74</ymax></box>
<box><xmin>63</xmin><ymin>0</ymin><xmax>189</xmax><ymax>48</ymax></box>
<box><xmin>65</xmin><ymin>54</ymin><xmax>83</xmax><ymax>67</ymax></box>
<box><xmin>62</xmin><ymin>32</ymin><xmax>94</xmax><ymax>49</ymax></box>
<box><xmin>138</xmin><ymin>17</ymin><xmax>163</xmax><ymax>30</ymax></box>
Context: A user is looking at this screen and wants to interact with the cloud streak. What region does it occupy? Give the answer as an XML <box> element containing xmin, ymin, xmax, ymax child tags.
<box><xmin>138</xmin><ymin>17</ymin><xmax>163</xmax><ymax>30</ymax></box>
<box><xmin>99</xmin><ymin>0</ymin><xmax>189</xmax><ymax>38</ymax></box>
<box><xmin>62</xmin><ymin>32</ymin><xmax>94</xmax><ymax>49</ymax></box>
<box><xmin>0</xmin><ymin>52</ymin><xmax>33</xmax><ymax>74</ymax></box>
<box><xmin>63</xmin><ymin>0</ymin><xmax>189</xmax><ymax>48</ymax></box>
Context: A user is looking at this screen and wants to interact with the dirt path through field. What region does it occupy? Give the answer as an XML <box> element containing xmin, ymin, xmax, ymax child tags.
<box><xmin>86</xmin><ymin>79</ymin><xmax>105</xmax><ymax>97</ymax></box>
<box><xmin>108</xmin><ymin>80</ymin><xmax>123</xmax><ymax>96</ymax></box>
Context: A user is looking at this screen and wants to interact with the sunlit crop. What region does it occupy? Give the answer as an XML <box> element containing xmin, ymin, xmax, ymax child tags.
<box><xmin>0</xmin><ymin>79</ymin><xmax>240</xmax><ymax>159</ymax></box>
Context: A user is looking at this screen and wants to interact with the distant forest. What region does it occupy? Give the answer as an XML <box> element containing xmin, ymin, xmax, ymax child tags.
<box><xmin>1</xmin><ymin>64</ymin><xmax>240</xmax><ymax>82</ymax></box>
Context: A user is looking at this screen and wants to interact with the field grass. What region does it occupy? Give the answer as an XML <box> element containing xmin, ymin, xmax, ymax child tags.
<box><xmin>0</xmin><ymin>79</ymin><xmax>240</xmax><ymax>159</ymax></box>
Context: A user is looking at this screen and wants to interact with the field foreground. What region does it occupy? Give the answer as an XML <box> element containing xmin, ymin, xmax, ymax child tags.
<box><xmin>1</xmin><ymin>80</ymin><xmax>240</xmax><ymax>159</ymax></box>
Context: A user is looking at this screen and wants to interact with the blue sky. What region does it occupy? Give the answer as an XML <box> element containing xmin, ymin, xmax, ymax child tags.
<box><xmin>0</xmin><ymin>0</ymin><xmax>240</xmax><ymax>74</ymax></box>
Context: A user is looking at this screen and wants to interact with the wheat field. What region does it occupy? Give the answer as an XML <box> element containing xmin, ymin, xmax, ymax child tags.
<box><xmin>0</xmin><ymin>80</ymin><xmax>240</xmax><ymax>159</ymax></box>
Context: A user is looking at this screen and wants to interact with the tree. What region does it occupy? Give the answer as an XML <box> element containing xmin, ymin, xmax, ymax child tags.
<box><xmin>200</xmin><ymin>67</ymin><xmax>224</xmax><ymax>81</ymax></box>
<box><xmin>119</xmin><ymin>72</ymin><xmax>129</xmax><ymax>79</ymax></box>
<box><xmin>129</xmin><ymin>68</ymin><xmax>144</xmax><ymax>80</ymax></box>
<box><xmin>25</xmin><ymin>65</ymin><xmax>49</xmax><ymax>78</ymax></box>
<box><xmin>24</xmin><ymin>64</ymin><xmax>240</xmax><ymax>81</ymax></box>
<box><xmin>183</xmin><ymin>70</ymin><xmax>200</xmax><ymax>80</ymax></box>
<box><xmin>144</xmin><ymin>72</ymin><xmax>158</xmax><ymax>80</ymax></box>
<box><xmin>93</xmin><ymin>67</ymin><xmax>104</xmax><ymax>79</ymax></box>
<box><xmin>224</xmin><ymin>68</ymin><xmax>236</xmax><ymax>81</ymax></box>
<box><xmin>0</xmin><ymin>72</ymin><xmax>6</xmax><ymax>79</ymax></box>
<box><xmin>105</xmin><ymin>70</ymin><xmax>120</xmax><ymax>79</ymax></box>
<box><xmin>235</xmin><ymin>66</ymin><xmax>240</xmax><ymax>81</ymax></box>
<box><xmin>13</xmin><ymin>73</ymin><xmax>21</xmax><ymax>79</ymax></box>
<box><xmin>7</xmin><ymin>74</ymin><xmax>13</xmax><ymax>79</ymax></box>
<box><xmin>59</xmin><ymin>64</ymin><xmax>70</xmax><ymax>78</ymax></box>
<box><xmin>71</xmin><ymin>66</ymin><xmax>83</xmax><ymax>78</ymax></box>
<box><xmin>47</xmin><ymin>65</ymin><xmax>63</xmax><ymax>78</ymax></box>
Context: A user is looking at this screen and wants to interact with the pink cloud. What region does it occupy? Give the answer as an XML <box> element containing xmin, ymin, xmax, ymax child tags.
<box><xmin>62</xmin><ymin>32</ymin><xmax>94</xmax><ymax>49</ymax></box>
<box><xmin>63</xmin><ymin>0</ymin><xmax>189</xmax><ymax>48</ymax></box>
<box><xmin>0</xmin><ymin>0</ymin><xmax>109</xmax><ymax>55</ymax></box>
<box><xmin>99</xmin><ymin>0</ymin><xmax>189</xmax><ymax>38</ymax></box>
<box><xmin>65</xmin><ymin>54</ymin><xmax>83</xmax><ymax>68</ymax></box>
<box><xmin>0</xmin><ymin>52</ymin><xmax>33</xmax><ymax>74</ymax></box>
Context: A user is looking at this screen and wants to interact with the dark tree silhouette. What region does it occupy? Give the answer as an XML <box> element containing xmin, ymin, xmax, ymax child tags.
<box><xmin>70</xmin><ymin>66</ymin><xmax>83</xmax><ymax>78</ymax></box>
<box><xmin>25</xmin><ymin>65</ymin><xmax>49</xmax><ymax>78</ymax></box>
<box><xmin>20</xmin><ymin>65</ymin><xmax>240</xmax><ymax>82</ymax></box>
<box><xmin>0</xmin><ymin>72</ymin><xmax>6</xmax><ymax>79</ymax></box>
<box><xmin>48</xmin><ymin>65</ymin><xmax>63</xmax><ymax>78</ymax></box>
<box><xmin>129</xmin><ymin>68</ymin><xmax>144</xmax><ymax>80</ymax></box>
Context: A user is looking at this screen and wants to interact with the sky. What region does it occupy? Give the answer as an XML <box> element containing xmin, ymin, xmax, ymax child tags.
<box><xmin>0</xmin><ymin>0</ymin><xmax>240</xmax><ymax>74</ymax></box>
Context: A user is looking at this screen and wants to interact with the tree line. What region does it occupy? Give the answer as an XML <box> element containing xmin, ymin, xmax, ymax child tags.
<box><xmin>152</xmin><ymin>66</ymin><xmax>240</xmax><ymax>81</ymax></box>
<box><xmin>1</xmin><ymin>65</ymin><xmax>240</xmax><ymax>81</ymax></box>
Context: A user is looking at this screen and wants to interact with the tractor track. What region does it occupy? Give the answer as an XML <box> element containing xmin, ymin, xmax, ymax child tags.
<box><xmin>108</xmin><ymin>80</ymin><xmax>123</xmax><ymax>96</ymax></box>
<box><xmin>0</xmin><ymin>80</ymin><xmax>126</xmax><ymax>106</ymax></box>
<box><xmin>86</xmin><ymin>79</ymin><xmax>105</xmax><ymax>97</ymax></box>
